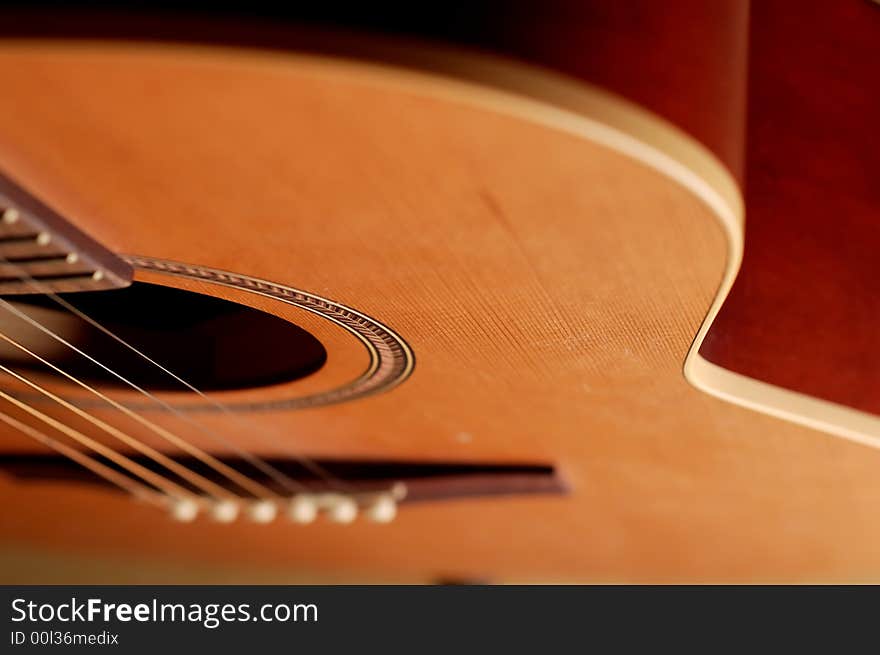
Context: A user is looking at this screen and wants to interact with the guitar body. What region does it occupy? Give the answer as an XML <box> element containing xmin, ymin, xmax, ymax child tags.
<box><xmin>0</xmin><ymin>1</ymin><xmax>877</xmax><ymax>582</ymax></box>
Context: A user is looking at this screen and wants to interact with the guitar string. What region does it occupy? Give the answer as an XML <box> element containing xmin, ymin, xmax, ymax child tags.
<box><xmin>0</xmin><ymin>254</ymin><xmax>345</xmax><ymax>493</ymax></box>
<box><xmin>0</xmin><ymin>382</ymin><xmax>197</xmax><ymax>499</ymax></box>
<box><xmin>0</xmin><ymin>252</ymin><xmax>405</xmax><ymax>520</ymax></box>
<box><xmin>0</xmin><ymin>302</ymin><xmax>283</xmax><ymax>500</ymax></box>
<box><xmin>0</xmin><ymin>404</ymin><xmax>166</xmax><ymax>506</ymax></box>
<box><xmin>0</xmin><ymin>356</ymin><xmax>237</xmax><ymax>500</ymax></box>
<box><xmin>15</xmin><ymin>272</ymin><xmax>349</xmax><ymax>491</ymax></box>
<box><xmin>0</xmin><ymin>329</ymin><xmax>276</xmax><ymax>500</ymax></box>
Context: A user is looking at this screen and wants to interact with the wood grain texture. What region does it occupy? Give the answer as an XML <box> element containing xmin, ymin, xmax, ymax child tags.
<box><xmin>7</xmin><ymin>2</ymin><xmax>877</xmax><ymax>441</ymax></box>
<box><xmin>0</xmin><ymin>41</ymin><xmax>878</xmax><ymax>584</ymax></box>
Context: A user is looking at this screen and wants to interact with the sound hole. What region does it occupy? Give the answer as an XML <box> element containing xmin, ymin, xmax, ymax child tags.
<box><xmin>0</xmin><ymin>282</ymin><xmax>327</xmax><ymax>391</ymax></box>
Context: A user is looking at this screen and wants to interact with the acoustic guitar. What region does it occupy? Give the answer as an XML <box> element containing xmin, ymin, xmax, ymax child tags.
<box><xmin>0</xmin><ymin>0</ymin><xmax>877</xmax><ymax>582</ymax></box>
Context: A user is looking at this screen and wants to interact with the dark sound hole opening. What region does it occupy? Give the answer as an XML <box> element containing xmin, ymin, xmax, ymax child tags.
<box><xmin>0</xmin><ymin>282</ymin><xmax>327</xmax><ymax>391</ymax></box>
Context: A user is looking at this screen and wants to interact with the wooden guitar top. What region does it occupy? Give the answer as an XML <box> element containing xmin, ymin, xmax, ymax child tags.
<box><xmin>0</xmin><ymin>1</ymin><xmax>876</xmax><ymax>582</ymax></box>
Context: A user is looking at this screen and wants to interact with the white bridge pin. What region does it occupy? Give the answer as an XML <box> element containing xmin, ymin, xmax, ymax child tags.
<box><xmin>326</xmin><ymin>495</ymin><xmax>358</xmax><ymax>524</ymax></box>
<box><xmin>247</xmin><ymin>499</ymin><xmax>278</xmax><ymax>524</ymax></box>
<box><xmin>365</xmin><ymin>494</ymin><xmax>397</xmax><ymax>523</ymax></box>
<box><xmin>169</xmin><ymin>498</ymin><xmax>199</xmax><ymax>523</ymax></box>
<box><xmin>288</xmin><ymin>495</ymin><xmax>318</xmax><ymax>524</ymax></box>
<box><xmin>210</xmin><ymin>499</ymin><xmax>239</xmax><ymax>523</ymax></box>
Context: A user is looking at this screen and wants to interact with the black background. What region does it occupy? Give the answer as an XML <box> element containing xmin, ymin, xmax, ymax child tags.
<box><xmin>0</xmin><ymin>586</ymin><xmax>874</xmax><ymax>652</ymax></box>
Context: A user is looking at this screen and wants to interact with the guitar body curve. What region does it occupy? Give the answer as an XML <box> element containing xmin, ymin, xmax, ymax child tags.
<box><xmin>0</xmin><ymin>1</ymin><xmax>876</xmax><ymax>583</ymax></box>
